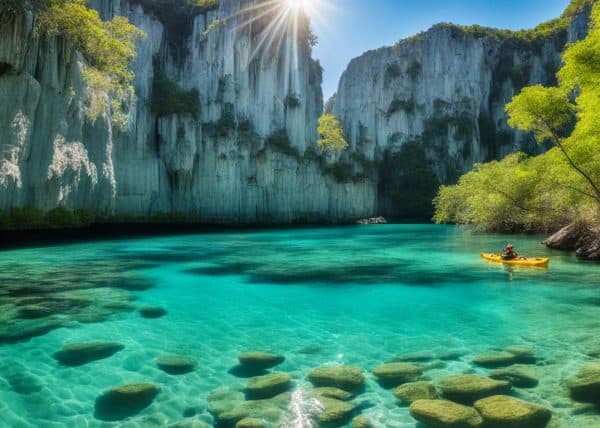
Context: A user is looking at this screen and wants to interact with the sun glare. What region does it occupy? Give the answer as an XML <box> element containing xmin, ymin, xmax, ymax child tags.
<box><xmin>285</xmin><ymin>0</ymin><xmax>313</xmax><ymax>13</ymax></box>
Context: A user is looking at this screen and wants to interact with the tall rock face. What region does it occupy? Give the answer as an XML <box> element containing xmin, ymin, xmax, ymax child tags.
<box><xmin>0</xmin><ymin>0</ymin><xmax>376</xmax><ymax>223</ymax></box>
<box><xmin>331</xmin><ymin>8</ymin><xmax>591</xmax><ymax>217</ymax></box>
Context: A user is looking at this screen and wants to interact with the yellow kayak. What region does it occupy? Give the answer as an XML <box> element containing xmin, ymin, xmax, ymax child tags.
<box><xmin>480</xmin><ymin>253</ymin><xmax>549</xmax><ymax>267</ymax></box>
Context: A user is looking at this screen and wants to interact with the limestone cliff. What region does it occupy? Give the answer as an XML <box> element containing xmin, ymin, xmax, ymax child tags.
<box><xmin>0</xmin><ymin>0</ymin><xmax>376</xmax><ymax>223</ymax></box>
<box><xmin>331</xmin><ymin>6</ymin><xmax>592</xmax><ymax>217</ymax></box>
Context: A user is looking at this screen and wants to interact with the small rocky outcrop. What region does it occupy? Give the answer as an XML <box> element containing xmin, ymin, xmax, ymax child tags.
<box><xmin>139</xmin><ymin>306</ymin><xmax>168</xmax><ymax>318</ymax></box>
<box><xmin>372</xmin><ymin>363</ymin><xmax>422</xmax><ymax>387</ymax></box>
<box><xmin>357</xmin><ymin>217</ymin><xmax>387</xmax><ymax>225</ymax></box>
<box><xmin>439</xmin><ymin>375</ymin><xmax>511</xmax><ymax>404</ymax></box>
<box><xmin>489</xmin><ymin>366</ymin><xmax>539</xmax><ymax>388</ymax></box>
<box><xmin>94</xmin><ymin>382</ymin><xmax>160</xmax><ymax>421</ymax></box>
<box><xmin>473</xmin><ymin>395</ymin><xmax>552</xmax><ymax>428</ymax></box>
<box><xmin>53</xmin><ymin>342</ymin><xmax>124</xmax><ymax>366</ymax></box>
<box><xmin>566</xmin><ymin>363</ymin><xmax>600</xmax><ymax>404</ymax></box>
<box><xmin>238</xmin><ymin>352</ymin><xmax>285</xmax><ymax>370</ymax></box>
<box><xmin>394</xmin><ymin>381</ymin><xmax>439</xmax><ymax>404</ymax></box>
<box><xmin>308</xmin><ymin>366</ymin><xmax>366</xmax><ymax>392</ymax></box>
<box><xmin>244</xmin><ymin>373</ymin><xmax>291</xmax><ymax>399</ymax></box>
<box><xmin>543</xmin><ymin>222</ymin><xmax>600</xmax><ymax>260</ymax></box>
<box><xmin>156</xmin><ymin>355</ymin><xmax>197</xmax><ymax>375</ymax></box>
<box><xmin>409</xmin><ymin>399</ymin><xmax>483</xmax><ymax>427</ymax></box>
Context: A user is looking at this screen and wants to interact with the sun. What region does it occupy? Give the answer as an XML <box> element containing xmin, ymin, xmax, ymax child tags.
<box><xmin>284</xmin><ymin>0</ymin><xmax>314</xmax><ymax>13</ymax></box>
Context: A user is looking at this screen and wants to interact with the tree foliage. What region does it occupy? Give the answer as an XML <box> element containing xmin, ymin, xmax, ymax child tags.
<box><xmin>434</xmin><ymin>2</ymin><xmax>600</xmax><ymax>232</ymax></box>
<box><xmin>317</xmin><ymin>114</ymin><xmax>348</xmax><ymax>153</ymax></box>
<box><xmin>7</xmin><ymin>0</ymin><xmax>145</xmax><ymax>127</ymax></box>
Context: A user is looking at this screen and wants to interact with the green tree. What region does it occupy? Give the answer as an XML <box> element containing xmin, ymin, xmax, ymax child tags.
<box><xmin>317</xmin><ymin>113</ymin><xmax>348</xmax><ymax>153</ymax></box>
<box><xmin>33</xmin><ymin>0</ymin><xmax>144</xmax><ymax>127</ymax></box>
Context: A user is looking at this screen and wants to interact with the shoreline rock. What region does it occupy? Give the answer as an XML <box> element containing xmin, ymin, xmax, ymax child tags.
<box><xmin>543</xmin><ymin>222</ymin><xmax>600</xmax><ymax>260</ymax></box>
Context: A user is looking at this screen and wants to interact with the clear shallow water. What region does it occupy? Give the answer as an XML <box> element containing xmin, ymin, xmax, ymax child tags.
<box><xmin>0</xmin><ymin>224</ymin><xmax>599</xmax><ymax>427</ymax></box>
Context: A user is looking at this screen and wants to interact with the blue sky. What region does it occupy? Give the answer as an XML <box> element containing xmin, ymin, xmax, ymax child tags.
<box><xmin>309</xmin><ymin>0</ymin><xmax>572</xmax><ymax>100</ymax></box>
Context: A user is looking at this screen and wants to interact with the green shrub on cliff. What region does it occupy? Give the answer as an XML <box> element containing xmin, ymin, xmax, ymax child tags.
<box><xmin>151</xmin><ymin>66</ymin><xmax>200</xmax><ymax>117</ymax></box>
<box><xmin>12</xmin><ymin>0</ymin><xmax>145</xmax><ymax>128</ymax></box>
<box><xmin>317</xmin><ymin>114</ymin><xmax>348</xmax><ymax>153</ymax></box>
<box><xmin>434</xmin><ymin>2</ymin><xmax>600</xmax><ymax>232</ymax></box>
<box><xmin>0</xmin><ymin>206</ymin><xmax>96</xmax><ymax>230</ymax></box>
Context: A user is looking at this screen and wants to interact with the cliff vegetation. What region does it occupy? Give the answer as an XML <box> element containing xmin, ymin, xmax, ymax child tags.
<box><xmin>433</xmin><ymin>2</ymin><xmax>600</xmax><ymax>233</ymax></box>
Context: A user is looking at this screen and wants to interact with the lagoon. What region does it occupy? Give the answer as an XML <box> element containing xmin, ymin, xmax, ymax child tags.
<box><xmin>0</xmin><ymin>224</ymin><xmax>599</xmax><ymax>427</ymax></box>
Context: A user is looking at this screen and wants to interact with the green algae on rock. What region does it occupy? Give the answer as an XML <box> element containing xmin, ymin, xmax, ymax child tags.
<box><xmin>372</xmin><ymin>362</ymin><xmax>422</xmax><ymax>387</ymax></box>
<box><xmin>472</xmin><ymin>351</ymin><xmax>525</xmax><ymax>368</ymax></box>
<box><xmin>566</xmin><ymin>363</ymin><xmax>600</xmax><ymax>404</ymax></box>
<box><xmin>238</xmin><ymin>352</ymin><xmax>285</xmax><ymax>370</ymax></box>
<box><xmin>156</xmin><ymin>355</ymin><xmax>197</xmax><ymax>375</ymax></box>
<box><xmin>245</xmin><ymin>373</ymin><xmax>291</xmax><ymax>399</ymax></box>
<box><xmin>409</xmin><ymin>399</ymin><xmax>483</xmax><ymax>427</ymax></box>
<box><xmin>235</xmin><ymin>417</ymin><xmax>267</xmax><ymax>428</ymax></box>
<box><xmin>310</xmin><ymin>386</ymin><xmax>354</xmax><ymax>401</ymax></box>
<box><xmin>351</xmin><ymin>415</ymin><xmax>374</xmax><ymax>428</ymax></box>
<box><xmin>208</xmin><ymin>389</ymin><xmax>290</xmax><ymax>427</ymax></box>
<box><xmin>308</xmin><ymin>366</ymin><xmax>366</xmax><ymax>391</ymax></box>
<box><xmin>394</xmin><ymin>381</ymin><xmax>439</xmax><ymax>404</ymax></box>
<box><xmin>390</xmin><ymin>351</ymin><xmax>435</xmax><ymax>363</ymax></box>
<box><xmin>316</xmin><ymin>396</ymin><xmax>357</xmax><ymax>425</ymax></box>
<box><xmin>94</xmin><ymin>382</ymin><xmax>160</xmax><ymax>421</ymax></box>
<box><xmin>139</xmin><ymin>306</ymin><xmax>168</xmax><ymax>318</ymax></box>
<box><xmin>439</xmin><ymin>375</ymin><xmax>511</xmax><ymax>404</ymax></box>
<box><xmin>474</xmin><ymin>395</ymin><xmax>552</xmax><ymax>428</ymax></box>
<box><xmin>53</xmin><ymin>342</ymin><xmax>124</xmax><ymax>366</ymax></box>
<box><xmin>489</xmin><ymin>366</ymin><xmax>539</xmax><ymax>388</ymax></box>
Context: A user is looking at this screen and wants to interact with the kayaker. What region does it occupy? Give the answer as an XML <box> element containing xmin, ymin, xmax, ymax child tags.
<box><xmin>503</xmin><ymin>243</ymin><xmax>518</xmax><ymax>260</ymax></box>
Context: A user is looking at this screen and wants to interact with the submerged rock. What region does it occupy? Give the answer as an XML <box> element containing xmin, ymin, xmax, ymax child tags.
<box><xmin>372</xmin><ymin>363</ymin><xmax>422</xmax><ymax>387</ymax></box>
<box><xmin>308</xmin><ymin>366</ymin><xmax>365</xmax><ymax>392</ymax></box>
<box><xmin>316</xmin><ymin>396</ymin><xmax>357</xmax><ymax>425</ymax></box>
<box><xmin>235</xmin><ymin>417</ymin><xmax>267</xmax><ymax>428</ymax></box>
<box><xmin>245</xmin><ymin>373</ymin><xmax>291</xmax><ymax>399</ymax></box>
<box><xmin>156</xmin><ymin>355</ymin><xmax>197</xmax><ymax>375</ymax></box>
<box><xmin>139</xmin><ymin>306</ymin><xmax>167</xmax><ymax>318</ymax></box>
<box><xmin>208</xmin><ymin>390</ymin><xmax>289</xmax><ymax>427</ymax></box>
<box><xmin>439</xmin><ymin>375</ymin><xmax>511</xmax><ymax>404</ymax></box>
<box><xmin>472</xmin><ymin>351</ymin><xmax>534</xmax><ymax>368</ymax></box>
<box><xmin>310</xmin><ymin>387</ymin><xmax>354</xmax><ymax>401</ymax></box>
<box><xmin>394</xmin><ymin>381</ymin><xmax>439</xmax><ymax>404</ymax></box>
<box><xmin>489</xmin><ymin>366</ymin><xmax>539</xmax><ymax>388</ymax></box>
<box><xmin>351</xmin><ymin>415</ymin><xmax>373</xmax><ymax>428</ymax></box>
<box><xmin>94</xmin><ymin>382</ymin><xmax>160</xmax><ymax>421</ymax></box>
<box><xmin>53</xmin><ymin>342</ymin><xmax>124</xmax><ymax>366</ymax></box>
<box><xmin>474</xmin><ymin>395</ymin><xmax>552</xmax><ymax>428</ymax></box>
<box><xmin>238</xmin><ymin>352</ymin><xmax>285</xmax><ymax>370</ymax></box>
<box><xmin>566</xmin><ymin>363</ymin><xmax>600</xmax><ymax>404</ymax></box>
<box><xmin>409</xmin><ymin>399</ymin><xmax>483</xmax><ymax>427</ymax></box>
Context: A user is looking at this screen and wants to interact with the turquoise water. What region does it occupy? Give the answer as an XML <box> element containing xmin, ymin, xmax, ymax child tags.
<box><xmin>0</xmin><ymin>224</ymin><xmax>599</xmax><ymax>427</ymax></box>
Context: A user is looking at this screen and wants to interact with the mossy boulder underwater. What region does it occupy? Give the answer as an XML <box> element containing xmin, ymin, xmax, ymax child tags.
<box><xmin>439</xmin><ymin>375</ymin><xmax>511</xmax><ymax>404</ymax></box>
<box><xmin>409</xmin><ymin>399</ymin><xmax>483</xmax><ymax>427</ymax></box>
<box><xmin>139</xmin><ymin>306</ymin><xmax>167</xmax><ymax>318</ymax></box>
<box><xmin>238</xmin><ymin>352</ymin><xmax>285</xmax><ymax>370</ymax></box>
<box><xmin>474</xmin><ymin>395</ymin><xmax>551</xmax><ymax>428</ymax></box>
<box><xmin>308</xmin><ymin>366</ymin><xmax>366</xmax><ymax>392</ymax></box>
<box><xmin>156</xmin><ymin>355</ymin><xmax>197</xmax><ymax>375</ymax></box>
<box><xmin>94</xmin><ymin>382</ymin><xmax>160</xmax><ymax>421</ymax></box>
<box><xmin>394</xmin><ymin>381</ymin><xmax>439</xmax><ymax>404</ymax></box>
<box><xmin>244</xmin><ymin>373</ymin><xmax>291</xmax><ymax>399</ymax></box>
<box><xmin>53</xmin><ymin>342</ymin><xmax>125</xmax><ymax>366</ymax></box>
<box><xmin>372</xmin><ymin>362</ymin><xmax>422</xmax><ymax>387</ymax></box>
<box><xmin>566</xmin><ymin>363</ymin><xmax>600</xmax><ymax>404</ymax></box>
